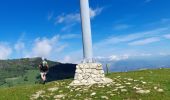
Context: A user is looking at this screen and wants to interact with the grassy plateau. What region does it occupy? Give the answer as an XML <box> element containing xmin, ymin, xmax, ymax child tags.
<box><xmin>0</xmin><ymin>68</ymin><xmax>170</xmax><ymax>100</ymax></box>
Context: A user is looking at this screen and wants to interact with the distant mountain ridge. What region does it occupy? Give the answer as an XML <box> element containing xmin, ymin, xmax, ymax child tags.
<box><xmin>98</xmin><ymin>55</ymin><xmax>170</xmax><ymax>72</ymax></box>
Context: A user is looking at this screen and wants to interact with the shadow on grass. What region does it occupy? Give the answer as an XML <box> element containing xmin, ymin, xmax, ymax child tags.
<box><xmin>45</xmin><ymin>63</ymin><xmax>76</xmax><ymax>82</ymax></box>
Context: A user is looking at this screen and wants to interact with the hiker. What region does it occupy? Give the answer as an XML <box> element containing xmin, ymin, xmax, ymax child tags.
<box><xmin>39</xmin><ymin>57</ymin><xmax>49</xmax><ymax>84</ymax></box>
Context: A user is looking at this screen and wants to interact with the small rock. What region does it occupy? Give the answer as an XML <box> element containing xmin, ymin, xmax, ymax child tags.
<box><xmin>106</xmin><ymin>91</ymin><xmax>112</xmax><ymax>94</ymax></box>
<box><xmin>112</xmin><ymin>88</ymin><xmax>118</xmax><ymax>91</ymax></box>
<box><xmin>121</xmin><ymin>89</ymin><xmax>127</xmax><ymax>92</ymax></box>
<box><xmin>84</xmin><ymin>98</ymin><xmax>92</xmax><ymax>100</ymax></box>
<box><xmin>115</xmin><ymin>83</ymin><xmax>121</xmax><ymax>86</ymax></box>
<box><xmin>125</xmin><ymin>82</ymin><xmax>131</xmax><ymax>85</ymax></box>
<box><xmin>70</xmin><ymin>89</ymin><xmax>73</xmax><ymax>92</ymax></box>
<box><xmin>101</xmin><ymin>96</ymin><xmax>109</xmax><ymax>100</ymax></box>
<box><xmin>133</xmin><ymin>87</ymin><xmax>142</xmax><ymax>90</ymax></box>
<box><xmin>116</xmin><ymin>86</ymin><xmax>125</xmax><ymax>89</ymax></box>
<box><xmin>91</xmin><ymin>92</ymin><xmax>96</xmax><ymax>96</ymax></box>
<box><xmin>157</xmin><ymin>89</ymin><xmax>164</xmax><ymax>92</ymax></box>
<box><xmin>154</xmin><ymin>86</ymin><xmax>158</xmax><ymax>90</ymax></box>
<box><xmin>83</xmin><ymin>88</ymin><xmax>88</xmax><ymax>91</ymax></box>
<box><xmin>54</xmin><ymin>94</ymin><xmax>65</xmax><ymax>99</ymax></box>
<box><xmin>136</xmin><ymin>90</ymin><xmax>150</xmax><ymax>94</ymax></box>
<box><xmin>75</xmin><ymin>94</ymin><xmax>81</xmax><ymax>97</ymax></box>
<box><xmin>73</xmin><ymin>80</ymin><xmax>80</xmax><ymax>84</ymax></box>
<box><xmin>106</xmin><ymin>84</ymin><xmax>110</xmax><ymax>87</ymax></box>
<box><xmin>127</xmin><ymin>78</ymin><xmax>133</xmax><ymax>81</ymax></box>
<box><xmin>59</xmin><ymin>90</ymin><xmax>63</xmax><ymax>93</ymax></box>
<box><xmin>75</xmin><ymin>88</ymin><xmax>81</xmax><ymax>91</ymax></box>
<box><xmin>141</xmin><ymin>81</ymin><xmax>147</xmax><ymax>84</ymax></box>
<box><xmin>31</xmin><ymin>90</ymin><xmax>45</xmax><ymax>99</ymax></box>
<box><xmin>47</xmin><ymin>87</ymin><xmax>59</xmax><ymax>92</ymax></box>
<box><xmin>110</xmin><ymin>94</ymin><xmax>116</xmax><ymax>96</ymax></box>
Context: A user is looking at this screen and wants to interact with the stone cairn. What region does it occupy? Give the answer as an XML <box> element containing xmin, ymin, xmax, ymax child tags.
<box><xmin>70</xmin><ymin>63</ymin><xmax>112</xmax><ymax>86</ymax></box>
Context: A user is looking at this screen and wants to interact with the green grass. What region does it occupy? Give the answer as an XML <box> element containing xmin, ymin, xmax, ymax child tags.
<box><xmin>1</xmin><ymin>70</ymin><xmax>39</xmax><ymax>88</ymax></box>
<box><xmin>1</xmin><ymin>68</ymin><xmax>170</xmax><ymax>100</ymax></box>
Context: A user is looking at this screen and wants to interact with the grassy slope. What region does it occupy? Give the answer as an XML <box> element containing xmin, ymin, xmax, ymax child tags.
<box><xmin>1</xmin><ymin>70</ymin><xmax>39</xmax><ymax>87</ymax></box>
<box><xmin>0</xmin><ymin>68</ymin><xmax>170</xmax><ymax>100</ymax></box>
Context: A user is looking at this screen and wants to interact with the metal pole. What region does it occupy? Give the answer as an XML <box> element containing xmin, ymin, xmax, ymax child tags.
<box><xmin>80</xmin><ymin>0</ymin><xmax>93</xmax><ymax>63</ymax></box>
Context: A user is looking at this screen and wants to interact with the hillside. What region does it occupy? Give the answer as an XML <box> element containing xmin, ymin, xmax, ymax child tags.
<box><xmin>0</xmin><ymin>68</ymin><xmax>170</xmax><ymax>100</ymax></box>
<box><xmin>0</xmin><ymin>58</ymin><xmax>76</xmax><ymax>87</ymax></box>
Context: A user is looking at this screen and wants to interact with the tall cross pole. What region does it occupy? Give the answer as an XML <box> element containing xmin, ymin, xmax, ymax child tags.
<box><xmin>70</xmin><ymin>0</ymin><xmax>112</xmax><ymax>85</ymax></box>
<box><xmin>80</xmin><ymin>0</ymin><xmax>93</xmax><ymax>63</ymax></box>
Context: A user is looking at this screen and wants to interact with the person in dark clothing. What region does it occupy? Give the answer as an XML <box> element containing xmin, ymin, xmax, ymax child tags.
<box><xmin>38</xmin><ymin>57</ymin><xmax>49</xmax><ymax>84</ymax></box>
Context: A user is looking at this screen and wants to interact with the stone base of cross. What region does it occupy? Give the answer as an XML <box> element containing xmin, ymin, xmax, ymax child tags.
<box><xmin>70</xmin><ymin>63</ymin><xmax>112</xmax><ymax>86</ymax></box>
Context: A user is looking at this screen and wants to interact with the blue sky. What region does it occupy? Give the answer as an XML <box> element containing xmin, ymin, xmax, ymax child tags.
<box><xmin>0</xmin><ymin>0</ymin><xmax>170</xmax><ymax>63</ymax></box>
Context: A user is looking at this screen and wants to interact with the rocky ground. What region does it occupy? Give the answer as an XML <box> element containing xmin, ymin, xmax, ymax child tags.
<box><xmin>30</xmin><ymin>72</ymin><xmax>164</xmax><ymax>100</ymax></box>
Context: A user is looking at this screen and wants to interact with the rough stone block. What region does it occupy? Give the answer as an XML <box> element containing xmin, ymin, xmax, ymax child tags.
<box><xmin>70</xmin><ymin>63</ymin><xmax>112</xmax><ymax>86</ymax></box>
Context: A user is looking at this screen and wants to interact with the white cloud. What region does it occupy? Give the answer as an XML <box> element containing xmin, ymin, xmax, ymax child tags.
<box><xmin>109</xmin><ymin>55</ymin><xmax>129</xmax><ymax>61</ymax></box>
<box><xmin>62</xmin><ymin>56</ymin><xmax>71</xmax><ymax>63</ymax></box>
<box><xmin>95</xmin><ymin>27</ymin><xmax>167</xmax><ymax>47</ymax></box>
<box><xmin>55</xmin><ymin>7</ymin><xmax>104</xmax><ymax>25</ymax></box>
<box><xmin>14</xmin><ymin>33</ymin><xmax>25</xmax><ymax>51</ymax></box>
<box><xmin>113</xmin><ymin>24</ymin><xmax>132</xmax><ymax>30</ymax></box>
<box><xmin>14</xmin><ymin>42</ymin><xmax>25</xmax><ymax>52</ymax></box>
<box><xmin>0</xmin><ymin>43</ymin><xmax>12</xmax><ymax>59</ymax></box>
<box><xmin>128</xmin><ymin>37</ymin><xmax>160</xmax><ymax>46</ymax></box>
<box><xmin>90</xmin><ymin>7</ymin><xmax>103</xmax><ymax>19</ymax></box>
<box><xmin>138</xmin><ymin>53</ymin><xmax>152</xmax><ymax>56</ymax></box>
<box><xmin>29</xmin><ymin>35</ymin><xmax>61</xmax><ymax>58</ymax></box>
<box><xmin>55</xmin><ymin>44</ymin><xmax>68</xmax><ymax>53</ymax></box>
<box><xmin>54</xmin><ymin>7</ymin><xmax>104</xmax><ymax>32</ymax></box>
<box><xmin>163</xmin><ymin>34</ymin><xmax>170</xmax><ymax>39</ymax></box>
<box><xmin>13</xmin><ymin>33</ymin><xmax>31</xmax><ymax>58</ymax></box>
<box><xmin>159</xmin><ymin>52</ymin><xmax>170</xmax><ymax>56</ymax></box>
<box><xmin>55</xmin><ymin>13</ymin><xmax>80</xmax><ymax>24</ymax></box>
<box><xmin>61</xmin><ymin>34</ymin><xmax>81</xmax><ymax>39</ymax></box>
<box><xmin>61</xmin><ymin>23</ymin><xmax>76</xmax><ymax>32</ymax></box>
<box><xmin>95</xmin><ymin>54</ymin><xmax>129</xmax><ymax>62</ymax></box>
<box><xmin>8</xmin><ymin>33</ymin><xmax>79</xmax><ymax>62</ymax></box>
<box><xmin>32</xmin><ymin>39</ymin><xmax>53</xmax><ymax>57</ymax></box>
<box><xmin>24</xmin><ymin>34</ymin><xmax>71</xmax><ymax>61</ymax></box>
<box><xmin>59</xmin><ymin>50</ymin><xmax>83</xmax><ymax>64</ymax></box>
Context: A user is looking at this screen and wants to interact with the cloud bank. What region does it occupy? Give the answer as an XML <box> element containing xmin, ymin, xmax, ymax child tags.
<box><xmin>0</xmin><ymin>43</ymin><xmax>12</xmax><ymax>59</ymax></box>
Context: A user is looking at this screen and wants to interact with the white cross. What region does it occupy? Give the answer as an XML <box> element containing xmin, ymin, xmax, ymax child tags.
<box><xmin>80</xmin><ymin>0</ymin><xmax>93</xmax><ymax>63</ymax></box>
